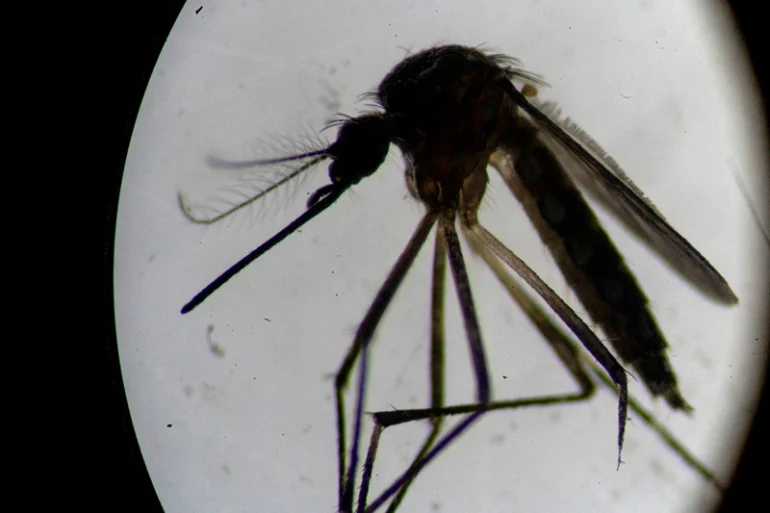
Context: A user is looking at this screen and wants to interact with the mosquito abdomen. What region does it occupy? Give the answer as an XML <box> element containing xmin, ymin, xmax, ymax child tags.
<box><xmin>500</xmin><ymin>131</ymin><xmax>691</xmax><ymax>411</ymax></box>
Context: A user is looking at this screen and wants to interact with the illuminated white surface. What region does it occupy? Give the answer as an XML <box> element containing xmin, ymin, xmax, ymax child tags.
<box><xmin>114</xmin><ymin>1</ymin><xmax>768</xmax><ymax>512</ymax></box>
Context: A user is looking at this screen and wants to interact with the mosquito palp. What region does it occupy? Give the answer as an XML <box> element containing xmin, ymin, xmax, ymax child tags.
<box><xmin>180</xmin><ymin>44</ymin><xmax>737</xmax><ymax>512</ymax></box>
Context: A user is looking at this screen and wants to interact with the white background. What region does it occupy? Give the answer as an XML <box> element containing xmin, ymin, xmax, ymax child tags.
<box><xmin>115</xmin><ymin>1</ymin><xmax>769</xmax><ymax>512</ymax></box>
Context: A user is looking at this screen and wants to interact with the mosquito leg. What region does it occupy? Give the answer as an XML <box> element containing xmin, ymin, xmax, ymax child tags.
<box><xmin>362</xmin><ymin>226</ymin><xmax>598</xmax><ymax>511</ymax></box>
<box><xmin>464</xmin><ymin>219</ymin><xmax>629</xmax><ymax>467</ymax></box>
<box><xmin>357</xmin><ymin>423</ymin><xmax>384</xmax><ymax>513</ymax></box>
<box><xmin>363</xmin><ymin>226</ymin><xmax>723</xmax><ymax>507</ymax></box>
<box><xmin>732</xmin><ymin>169</ymin><xmax>770</xmax><ymax>248</ymax></box>
<box><xmin>464</xmin><ymin>225</ymin><xmax>597</xmax><ymax>396</ymax></box>
<box><xmin>468</xmin><ymin>227</ymin><xmax>723</xmax><ymax>488</ymax></box>
<box><xmin>335</xmin><ymin>210</ymin><xmax>438</xmax><ymax>513</ymax></box>
<box><xmin>362</xmin><ymin>215</ymin><xmax>491</xmax><ymax>513</ymax></box>
<box><xmin>373</xmin><ymin>225</ymin><xmax>598</xmax><ymax>428</ymax></box>
<box><xmin>430</xmin><ymin>223</ymin><xmax>449</xmax><ymax>437</ymax></box>
<box><xmin>475</xmin><ymin>222</ymin><xmax>723</xmax><ymax>489</ymax></box>
<box><xmin>586</xmin><ymin>363</ymin><xmax>726</xmax><ymax>491</ymax></box>
<box><xmin>356</xmin><ymin>220</ymin><xmax>450</xmax><ymax>513</ymax></box>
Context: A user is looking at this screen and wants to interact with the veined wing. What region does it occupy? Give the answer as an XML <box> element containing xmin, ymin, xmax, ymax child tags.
<box><xmin>505</xmin><ymin>85</ymin><xmax>738</xmax><ymax>304</ymax></box>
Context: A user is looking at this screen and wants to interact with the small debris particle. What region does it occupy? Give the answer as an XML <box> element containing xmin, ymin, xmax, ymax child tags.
<box><xmin>206</xmin><ymin>324</ymin><xmax>226</xmax><ymax>357</ymax></box>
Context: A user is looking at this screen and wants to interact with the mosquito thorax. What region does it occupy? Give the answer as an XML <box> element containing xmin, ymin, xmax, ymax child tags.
<box><xmin>327</xmin><ymin>114</ymin><xmax>392</xmax><ymax>185</ymax></box>
<box><xmin>373</xmin><ymin>45</ymin><xmax>511</xmax><ymax>211</ymax></box>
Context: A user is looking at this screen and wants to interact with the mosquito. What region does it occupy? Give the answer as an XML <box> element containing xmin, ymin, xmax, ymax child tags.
<box><xmin>179</xmin><ymin>45</ymin><xmax>738</xmax><ymax>513</ymax></box>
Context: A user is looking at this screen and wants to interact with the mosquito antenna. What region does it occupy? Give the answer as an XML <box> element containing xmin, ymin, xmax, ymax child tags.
<box><xmin>181</xmin><ymin>183</ymin><xmax>348</xmax><ymax>314</ymax></box>
<box><xmin>180</xmin><ymin>154</ymin><xmax>329</xmax><ymax>225</ymax></box>
<box><xmin>207</xmin><ymin>149</ymin><xmax>331</xmax><ymax>168</ymax></box>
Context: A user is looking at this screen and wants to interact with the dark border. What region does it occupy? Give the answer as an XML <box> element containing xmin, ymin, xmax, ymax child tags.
<box><xmin>94</xmin><ymin>2</ymin><xmax>767</xmax><ymax>512</ymax></box>
<box><xmin>94</xmin><ymin>1</ymin><xmax>186</xmax><ymax>512</ymax></box>
<box><xmin>717</xmin><ymin>4</ymin><xmax>769</xmax><ymax>512</ymax></box>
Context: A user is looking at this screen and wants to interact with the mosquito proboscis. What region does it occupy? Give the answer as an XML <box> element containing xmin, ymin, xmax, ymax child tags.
<box><xmin>179</xmin><ymin>45</ymin><xmax>738</xmax><ymax>513</ymax></box>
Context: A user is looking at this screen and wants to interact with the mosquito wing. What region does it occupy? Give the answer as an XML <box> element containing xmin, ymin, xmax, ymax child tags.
<box><xmin>506</xmin><ymin>87</ymin><xmax>738</xmax><ymax>304</ymax></box>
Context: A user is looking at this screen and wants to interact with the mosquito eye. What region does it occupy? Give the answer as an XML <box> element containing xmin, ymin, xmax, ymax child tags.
<box><xmin>328</xmin><ymin>159</ymin><xmax>352</xmax><ymax>184</ymax></box>
<box><xmin>326</xmin><ymin>118</ymin><xmax>391</xmax><ymax>185</ymax></box>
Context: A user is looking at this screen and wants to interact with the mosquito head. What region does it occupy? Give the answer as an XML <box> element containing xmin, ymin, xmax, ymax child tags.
<box><xmin>326</xmin><ymin>114</ymin><xmax>392</xmax><ymax>186</ymax></box>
